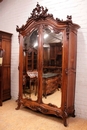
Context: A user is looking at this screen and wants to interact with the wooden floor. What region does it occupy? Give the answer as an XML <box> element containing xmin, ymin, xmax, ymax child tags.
<box><xmin>0</xmin><ymin>99</ymin><xmax>87</xmax><ymax>130</ymax></box>
<box><xmin>23</xmin><ymin>87</ymin><xmax>61</xmax><ymax>108</ymax></box>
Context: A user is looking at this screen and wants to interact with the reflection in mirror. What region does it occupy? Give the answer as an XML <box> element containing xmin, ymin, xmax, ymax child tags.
<box><xmin>42</xmin><ymin>26</ymin><xmax>63</xmax><ymax>108</ymax></box>
<box><xmin>23</xmin><ymin>29</ymin><xmax>38</xmax><ymax>101</ymax></box>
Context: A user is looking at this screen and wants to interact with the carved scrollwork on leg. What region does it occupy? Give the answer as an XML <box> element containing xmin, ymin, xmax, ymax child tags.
<box><xmin>63</xmin><ymin>111</ymin><xmax>68</xmax><ymax>127</ymax></box>
<box><xmin>63</xmin><ymin>103</ymin><xmax>68</xmax><ymax>127</ymax></box>
<box><xmin>15</xmin><ymin>96</ymin><xmax>22</xmax><ymax>110</ymax></box>
<box><xmin>38</xmin><ymin>106</ymin><xmax>49</xmax><ymax>113</ymax></box>
<box><xmin>29</xmin><ymin>105</ymin><xmax>38</xmax><ymax>111</ymax></box>
<box><xmin>72</xmin><ymin>109</ymin><xmax>75</xmax><ymax>117</ymax></box>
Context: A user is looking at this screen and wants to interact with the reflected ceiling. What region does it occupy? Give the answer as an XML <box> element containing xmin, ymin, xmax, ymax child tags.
<box><xmin>24</xmin><ymin>28</ymin><xmax>63</xmax><ymax>49</ymax></box>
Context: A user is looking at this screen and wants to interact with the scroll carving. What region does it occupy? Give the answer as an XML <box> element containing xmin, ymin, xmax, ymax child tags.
<box><xmin>30</xmin><ymin>3</ymin><xmax>50</xmax><ymax>20</ymax></box>
<box><xmin>67</xmin><ymin>15</ymin><xmax>72</xmax><ymax>22</ymax></box>
<box><xmin>65</xmin><ymin>68</ymin><xmax>76</xmax><ymax>75</ymax></box>
<box><xmin>63</xmin><ymin>103</ymin><xmax>68</xmax><ymax>126</ymax></box>
<box><xmin>66</xmin><ymin>15</ymin><xmax>72</xmax><ymax>40</ymax></box>
<box><xmin>38</xmin><ymin>106</ymin><xmax>49</xmax><ymax>113</ymax></box>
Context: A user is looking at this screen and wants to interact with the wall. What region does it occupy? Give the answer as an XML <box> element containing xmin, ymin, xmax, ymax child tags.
<box><xmin>0</xmin><ymin>0</ymin><xmax>87</xmax><ymax>119</ymax></box>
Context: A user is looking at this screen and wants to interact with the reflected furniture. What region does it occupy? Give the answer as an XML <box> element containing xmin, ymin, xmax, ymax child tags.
<box><xmin>16</xmin><ymin>3</ymin><xmax>80</xmax><ymax>126</ymax></box>
<box><xmin>26</xmin><ymin>71</ymin><xmax>59</xmax><ymax>98</ymax></box>
<box><xmin>43</xmin><ymin>42</ymin><xmax>62</xmax><ymax>73</ymax></box>
<box><xmin>26</xmin><ymin>47</ymin><xmax>37</xmax><ymax>71</ymax></box>
<box><xmin>0</xmin><ymin>31</ymin><xmax>12</xmax><ymax>101</ymax></box>
<box><xmin>43</xmin><ymin>73</ymin><xmax>59</xmax><ymax>98</ymax></box>
<box><xmin>27</xmin><ymin>71</ymin><xmax>38</xmax><ymax>96</ymax></box>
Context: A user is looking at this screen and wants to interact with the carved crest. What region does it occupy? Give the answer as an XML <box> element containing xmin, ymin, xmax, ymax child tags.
<box><xmin>29</xmin><ymin>3</ymin><xmax>53</xmax><ymax>20</ymax></box>
<box><xmin>67</xmin><ymin>15</ymin><xmax>72</xmax><ymax>22</ymax></box>
<box><xmin>16</xmin><ymin>2</ymin><xmax>78</xmax><ymax>36</ymax></box>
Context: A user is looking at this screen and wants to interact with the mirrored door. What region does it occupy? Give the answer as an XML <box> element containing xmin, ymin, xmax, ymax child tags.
<box><xmin>22</xmin><ymin>25</ymin><xmax>63</xmax><ymax>108</ymax></box>
<box><xmin>42</xmin><ymin>26</ymin><xmax>63</xmax><ymax>108</ymax></box>
<box><xmin>23</xmin><ymin>29</ymin><xmax>38</xmax><ymax>101</ymax></box>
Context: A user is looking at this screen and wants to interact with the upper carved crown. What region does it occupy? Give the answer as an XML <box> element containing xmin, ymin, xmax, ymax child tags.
<box><xmin>28</xmin><ymin>3</ymin><xmax>53</xmax><ymax>20</ymax></box>
<box><xmin>16</xmin><ymin>3</ymin><xmax>75</xmax><ymax>32</ymax></box>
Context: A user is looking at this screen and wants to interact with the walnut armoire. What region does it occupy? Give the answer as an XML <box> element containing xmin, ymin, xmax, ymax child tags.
<box><xmin>16</xmin><ymin>3</ymin><xmax>80</xmax><ymax>126</ymax></box>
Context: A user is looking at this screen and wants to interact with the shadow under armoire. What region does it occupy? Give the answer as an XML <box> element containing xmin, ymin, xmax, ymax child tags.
<box><xmin>16</xmin><ymin>3</ymin><xmax>80</xmax><ymax>126</ymax></box>
<box><xmin>0</xmin><ymin>31</ymin><xmax>12</xmax><ymax>101</ymax></box>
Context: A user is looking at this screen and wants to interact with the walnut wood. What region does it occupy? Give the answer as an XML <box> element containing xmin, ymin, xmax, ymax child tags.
<box><xmin>43</xmin><ymin>75</ymin><xmax>59</xmax><ymax>98</ymax></box>
<box><xmin>16</xmin><ymin>3</ymin><xmax>80</xmax><ymax>126</ymax></box>
<box><xmin>0</xmin><ymin>0</ymin><xmax>3</xmax><ymax>2</ymax></box>
<box><xmin>0</xmin><ymin>48</ymin><xmax>4</xmax><ymax>106</ymax></box>
<box><xmin>0</xmin><ymin>31</ymin><xmax>12</xmax><ymax>101</ymax></box>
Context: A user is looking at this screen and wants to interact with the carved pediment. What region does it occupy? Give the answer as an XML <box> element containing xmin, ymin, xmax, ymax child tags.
<box><xmin>16</xmin><ymin>3</ymin><xmax>61</xmax><ymax>32</ymax></box>
<box><xmin>16</xmin><ymin>3</ymin><xmax>79</xmax><ymax>34</ymax></box>
<box><xmin>30</xmin><ymin>3</ymin><xmax>53</xmax><ymax>20</ymax></box>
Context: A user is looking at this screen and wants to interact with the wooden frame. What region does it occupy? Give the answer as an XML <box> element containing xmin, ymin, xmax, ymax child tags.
<box><xmin>16</xmin><ymin>3</ymin><xmax>80</xmax><ymax>126</ymax></box>
<box><xmin>0</xmin><ymin>48</ymin><xmax>4</xmax><ymax>106</ymax></box>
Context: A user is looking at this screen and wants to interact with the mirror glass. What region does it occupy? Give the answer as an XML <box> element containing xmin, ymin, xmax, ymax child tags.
<box><xmin>0</xmin><ymin>57</ymin><xmax>3</xmax><ymax>65</ymax></box>
<box><xmin>22</xmin><ymin>26</ymin><xmax>63</xmax><ymax>107</ymax></box>
<box><xmin>42</xmin><ymin>26</ymin><xmax>63</xmax><ymax>108</ymax></box>
<box><xmin>23</xmin><ymin>29</ymin><xmax>38</xmax><ymax>101</ymax></box>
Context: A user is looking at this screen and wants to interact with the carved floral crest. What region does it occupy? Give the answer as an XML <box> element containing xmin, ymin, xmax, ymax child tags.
<box><xmin>30</xmin><ymin>3</ymin><xmax>51</xmax><ymax>20</ymax></box>
<box><xmin>16</xmin><ymin>3</ymin><xmax>73</xmax><ymax>34</ymax></box>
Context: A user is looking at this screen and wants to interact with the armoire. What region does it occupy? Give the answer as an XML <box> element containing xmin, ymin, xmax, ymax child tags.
<box><xmin>16</xmin><ymin>3</ymin><xmax>80</xmax><ymax>126</ymax></box>
<box><xmin>0</xmin><ymin>31</ymin><xmax>12</xmax><ymax>103</ymax></box>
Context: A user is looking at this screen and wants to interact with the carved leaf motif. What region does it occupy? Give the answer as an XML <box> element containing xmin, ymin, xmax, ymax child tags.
<box><xmin>29</xmin><ymin>3</ymin><xmax>53</xmax><ymax>20</ymax></box>
<box><xmin>38</xmin><ymin>106</ymin><xmax>49</xmax><ymax>113</ymax></box>
<box><xmin>67</xmin><ymin>15</ymin><xmax>72</xmax><ymax>22</ymax></box>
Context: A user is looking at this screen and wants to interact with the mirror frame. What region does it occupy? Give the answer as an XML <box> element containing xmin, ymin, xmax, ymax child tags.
<box><xmin>16</xmin><ymin>3</ymin><xmax>80</xmax><ymax>126</ymax></box>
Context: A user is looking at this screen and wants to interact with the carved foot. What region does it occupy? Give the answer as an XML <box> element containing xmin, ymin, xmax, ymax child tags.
<box><xmin>63</xmin><ymin>118</ymin><xmax>67</xmax><ymax>127</ymax></box>
<box><xmin>15</xmin><ymin>103</ymin><xmax>21</xmax><ymax>110</ymax></box>
<box><xmin>72</xmin><ymin>110</ymin><xmax>75</xmax><ymax>117</ymax></box>
<box><xmin>15</xmin><ymin>98</ymin><xmax>22</xmax><ymax>110</ymax></box>
<box><xmin>63</xmin><ymin>111</ymin><xmax>68</xmax><ymax>127</ymax></box>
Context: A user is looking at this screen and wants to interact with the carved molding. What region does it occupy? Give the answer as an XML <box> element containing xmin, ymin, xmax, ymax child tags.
<box><xmin>66</xmin><ymin>26</ymin><xmax>70</xmax><ymax>40</ymax></box>
<box><xmin>65</xmin><ymin>68</ymin><xmax>76</xmax><ymax>75</ymax></box>
<box><xmin>38</xmin><ymin>106</ymin><xmax>49</xmax><ymax>113</ymax></box>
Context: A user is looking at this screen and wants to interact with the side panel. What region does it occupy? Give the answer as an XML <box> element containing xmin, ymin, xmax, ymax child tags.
<box><xmin>67</xmin><ymin>29</ymin><xmax>77</xmax><ymax>115</ymax></box>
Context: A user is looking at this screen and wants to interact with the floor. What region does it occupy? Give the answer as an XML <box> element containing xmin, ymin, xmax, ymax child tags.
<box><xmin>0</xmin><ymin>99</ymin><xmax>87</xmax><ymax>130</ymax></box>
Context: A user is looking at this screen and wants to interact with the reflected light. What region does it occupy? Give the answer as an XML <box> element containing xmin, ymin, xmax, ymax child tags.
<box><xmin>34</xmin><ymin>42</ymin><xmax>38</xmax><ymax>47</ymax></box>
<box><xmin>44</xmin><ymin>34</ymin><xmax>48</xmax><ymax>39</ymax></box>
<box><xmin>51</xmin><ymin>30</ymin><xmax>54</xmax><ymax>33</ymax></box>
